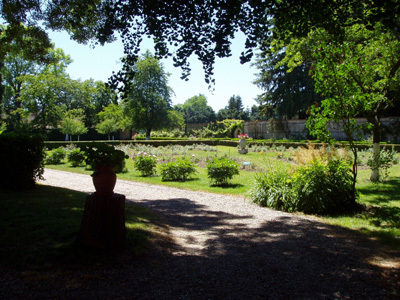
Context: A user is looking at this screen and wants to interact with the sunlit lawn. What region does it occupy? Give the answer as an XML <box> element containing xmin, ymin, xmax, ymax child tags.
<box><xmin>46</xmin><ymin>144</ymin><xmax>400</xmax><ymax>251</ymax></box>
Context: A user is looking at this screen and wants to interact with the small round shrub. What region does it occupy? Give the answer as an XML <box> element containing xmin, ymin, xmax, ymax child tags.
<box><xmin>206</xmin><ymin>156</ymin><xmax>240</xmax><ymax>185</ymax></box>
<box><xmin>132</xmin><ymin>152</ymin><xmax>157</xmax><ymax>176</ymax></box>
<box><xmin>67</xmin><ymin>148</ymin><xmax>86</xmax><ymax>167</ymax></box>
<box><xmin>44</xmin><ymin>147</ymin><xmax>66</xmax><ymax>164</ymax></box>
<box><xmin>160</xmin><ymin>157</ymin><xmax>197</xmax><ymax>181</ymax></box>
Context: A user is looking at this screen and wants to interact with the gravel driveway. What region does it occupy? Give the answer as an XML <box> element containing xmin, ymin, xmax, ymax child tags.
<box><xmin>3</xmin><ymin>169</ymin><xmax>399</xmax><ymax>299</ymax></box>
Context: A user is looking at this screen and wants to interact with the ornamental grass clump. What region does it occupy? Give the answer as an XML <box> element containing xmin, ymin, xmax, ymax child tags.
<box><xmin>132</xmin><ymin>152</ymin><xmax>157</xmax><ymax>176</ymax></box>
<box><xmin>250</xmin><ymin>167</ymin><xmax>296</xmax><ymax>212</ymax></box>
<box><xmin>206</xmin><ymin>156</ymin><xmax>240</xmax><ymax>186</ymax></box>
<box><xmin>251</xmin><ymin>144</ymin><xmax>357</xmax><ymax>215</ymax></box>
<box><xmin>160</xmin><ymin>157</ymin><xmax>197</xmax><ymax>181</ymax></box>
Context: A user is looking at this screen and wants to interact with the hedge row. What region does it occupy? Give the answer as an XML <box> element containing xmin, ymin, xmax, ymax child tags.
<box><xmin>44</xmin><ymin>139</ymin><xmax>400</xmax><ymax>151</ymax></box>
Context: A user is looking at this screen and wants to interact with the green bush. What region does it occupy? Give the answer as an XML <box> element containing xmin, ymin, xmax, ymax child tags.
<box><xmin>206</xmin><ymin>156</ymin><xmax>240</xmax><ymax>185</ymax></box>
<box><xmin>160</xmin><ymin>157</ymin><xmax>197</xmax><ymax>181</ymax></box>
<box><xmin>132</xmin><ymin>152</ymin><xmax>157</xmax><ymax>176</ymax></box>
<box><xmin>44</xmin><ymin>147</ymin><xmax>67</xmax><ymax>164</ymax></box>
<box><xmin>367</xmin><ymin>147</ymin><xmax>398</xmax><ymax>180</ymax></box>
<box><xmin>250</xmin><ymin>167</ymin><xmax>296</xmax><ymax>211</ymax></box>
<box><xmin>0</xmin><ymin>133</ymin><xmax>45</xmax><ymax>189</ymax></box>
<box><xmin>82</xmin><ymin>143</ymin><xmax>128</xmax><ymax>173</ymax></box>
<box><xmin>293</xmin><ymin>159</ymin><xmax>355</xmax><ymax>214</ymax></box>
<box><xmin>250</xmin><ymin>158</ymin><xmax>356</xmax><ymax>215</ymax></box>
<box><xmin>67</xmin><ymin>148</ymin><xmax>86</xmax><ymax>167</ymax></box>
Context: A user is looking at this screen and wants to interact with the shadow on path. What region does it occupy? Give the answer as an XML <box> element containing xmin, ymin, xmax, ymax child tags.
<box><xmin>4</xmin><ymin>192</ymin><xmax>399</xmax><ymax>299</ymax></box>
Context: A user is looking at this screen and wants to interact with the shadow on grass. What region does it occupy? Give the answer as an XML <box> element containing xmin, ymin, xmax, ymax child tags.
<box><xmin>357</xmin><ymin>177</ymin><xmax>400</xmax><ymax>204</ymax></box>
<box><xmin>0</xmin><ymin>185</ymin><xmax>164</xmax><ymax>268</ymax></box>
<box><xmin>209</xmin><ymin>183</ymin><xmax>244</xmax><ymax>189</ymax></box>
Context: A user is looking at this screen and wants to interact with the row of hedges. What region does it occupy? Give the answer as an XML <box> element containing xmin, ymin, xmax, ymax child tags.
<box><xmin>44</xmin><ymin>139</ymin><xmax>400</xmax><ymax>151</ymax></box>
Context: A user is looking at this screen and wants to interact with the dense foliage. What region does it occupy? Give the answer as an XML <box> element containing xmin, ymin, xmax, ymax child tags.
<box><xmin>206</xmin><ymin>156</ymin><xmax>240</xmax><ymax>185</ymax></box>
<box><xmin>160</xmin><ymin>157</ymin><xmax>197</xmax><ymax>181</ymax></box>
<box><xmin>252</xmin><ymin>51</ymin><xmax>321</xmax><ymax>119</ymax></box>
<box><xmin>251</xmin><ymin>146</ymin><xmax>357</xmax><ymax>215</ymax></box>
<box><xmin>67</xmin><ymin>148</ymin><xmax>86</xmax><ymax>167</ymax></box>
<box><xmin>82</xmin><ymin>143</ymin><xmax>128</xmax><ymax>173</ymax></box>
<box><xmin>124</xmin><ymin>51</ymin><xmax>173</xmax><ymax>138</ymax></box>
<box><xmin>0</xmin><ymin>133</ymin><xmax>45</xmax><ymax>189</ymax></box>
<box><xmin>44</xmin><ymin>147</ymin><xmax>67</xmax><ymax>165</ymax></box>
<box><xmin>132</xmin><ymin>152</ymin><xmax>158</xmax><ymax>177</ymax></box>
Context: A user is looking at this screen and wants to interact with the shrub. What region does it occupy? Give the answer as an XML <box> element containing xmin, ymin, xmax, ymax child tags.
<box><xmin>44</xmin><ymin>147</ymin><xmax>67</xmax><ymax>164</ymax></box>
<box><xmin>82</xmin><ymin>143</ymin><xmax>128</xmax><ymax>173</ymax></box>
<box><xmin>160</xmin><ymin>157</ymin><xmax>197</xmax><ymax>181</ymax></box>
<box><xmin>67</xmin><ymin>148</ymin><xmax>86</xmax><ymax>167</ymax></box>
<box><xmin>367</xmin><ymin>147</ymin><xmax>398</xmax><ymax>180</ymax></box>
<box><xmin>206</xmin><ymin>156</ymin><xmax>240</xmax><ymax>185</ymax></box>
<box><xmin>251</xmin><ymin>158</ymin><xmax>356</xmax><ymax>215</ymax></box>
<box><xmin>0</xmin><ymin>133</ymin><xmax>45</xmax><ymax>189</ymax></box>
<box><xmin>250</xmin><ymin>167</ymin><xmax>296</xmax><ymax>211</ymax></box>
<box><xmin>292</xmin><ymin>158</ymin><xmax>356</xmax><ymax>214</ymax></box>
<box><xmin>132</xmin><ymin>152</ymin><xmax>157</xmax><ymax>176</ymax></box>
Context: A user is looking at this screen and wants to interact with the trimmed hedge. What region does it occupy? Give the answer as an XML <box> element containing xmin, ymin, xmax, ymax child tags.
<box><xmin>44</xmin><ymin>139</ymin><xmax>400</xmax><ymax>152</ymax></box>
<box><xmin>0</xmin><ymin>133</ymin><xmax>45</xmax><ymax>190</ymax></box>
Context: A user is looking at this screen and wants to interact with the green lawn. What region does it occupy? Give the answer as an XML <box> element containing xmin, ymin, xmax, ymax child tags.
<box><xmin>46</xmin><ymin>144</ymin><xmax>400</xmax><ymax>251</ymax></box>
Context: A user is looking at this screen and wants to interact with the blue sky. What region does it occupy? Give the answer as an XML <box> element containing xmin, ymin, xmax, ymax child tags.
<box><xmin>47</xmin><ymin>30</ymin><xmax>263</xmax><ymax>112</ymax></box>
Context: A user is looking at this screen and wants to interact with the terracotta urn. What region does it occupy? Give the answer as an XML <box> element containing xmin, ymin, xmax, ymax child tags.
<box><xmin>91</xmin><ymin>166</ymin><xmax>117</xmax><ymax>196</ymax></box>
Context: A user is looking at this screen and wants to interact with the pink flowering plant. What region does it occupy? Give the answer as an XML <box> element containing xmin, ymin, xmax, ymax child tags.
<box><xmin>238</xmin><ymin>133</ymin><xmax>249</xmax><ymax>139</ymax></box>
<box><xmin>132</xmin><ymin>151</ymin><xmax>157</xmax><ymax>176</ymax></box>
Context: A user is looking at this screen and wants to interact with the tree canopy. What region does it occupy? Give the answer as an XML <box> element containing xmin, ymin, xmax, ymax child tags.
<box><xmin>124</xmin><ymin>51</ymin><xmax>173</xmax><ymax>138</ymax></box>
<box><xmin>175</xmin><ymin>94</ymin><xmax>216</xmax><ymax>124</ymax></box>
<box><xmin>3</xmin><ymin>1</ymin><xmax>398</xmax><ymax>88</ymax></box>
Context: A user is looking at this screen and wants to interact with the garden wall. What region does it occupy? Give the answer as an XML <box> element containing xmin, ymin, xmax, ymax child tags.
<box><xmin>243</xmin><ymin>117</ymin><xmax>400</xmax><ymax>142</ymax></box>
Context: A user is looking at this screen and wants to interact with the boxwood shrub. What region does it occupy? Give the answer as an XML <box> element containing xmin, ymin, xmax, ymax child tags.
<box><xmin>206</xmin><ymin>156</ymin><xmax>240</xmax><ymax>185</ymax></box>
<box><xmin>160</xmin><ymin>157</ymin><xmax>197</xmax><ymax>181</ymax></box>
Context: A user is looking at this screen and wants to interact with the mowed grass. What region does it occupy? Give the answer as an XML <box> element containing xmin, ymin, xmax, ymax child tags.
<box><xmin>46</xmin><ymin>144</ymin><xmax>400</xmax><ymax>251</ymax></box>
<box><xmin>0</xmin><ymin>185</ymin><xmax>162</xmax><ymax>267</ymax></box>
<box><xmin>323</xmin><ymin>164</ymin><xmax>400</xmax><ymax>251</ymax></box>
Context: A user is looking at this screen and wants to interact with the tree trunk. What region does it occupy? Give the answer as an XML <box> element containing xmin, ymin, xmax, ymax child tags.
<box><xmin>77</xmin><ymin>193</ymin><xmax>126</xmax><ymax>250</ymax></box>
<box><xmin>370</xmin><ymin>143</ymin><xmax>380</xmax><ymax>182</ymax></box>
<box><xmin>370</xmin><ymin>121</ymin><xmax>381</xmax><ymax>182</ymax></box>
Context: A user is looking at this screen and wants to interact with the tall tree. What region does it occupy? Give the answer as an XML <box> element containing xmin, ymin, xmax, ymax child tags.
<box><xmin>217</xmin><ymin>95</ymin><xmax>248</xmax><ymax>121</ymax></box>
<box><xmin>125</xmin><ymin>51</ymin><xmax>173</xmax><ymax>139</ymax></box>
<box><xmin>175</xmin><ymin>94</ymin><xmax>216</xmax><ymax>124</ymax></box>
<box><xmin>96</xmin><ymin>103</ymin><xmax>127</xmax><ymax>140</ymax></box>
<box><xmin>0</xmin><ymin>24</ymin><xmax>53</xmax><ymax>104</ymax></box>
<box><xmin>307</xmin><ymin>23</ymin><xmax>400</xmax><ymax>183</ymax></box>
<box><xmin>60</xmin><ymin>109</ymin><xmax>88</xmax><ymax>141</ymax></box>
<box><xmin>19</xmin><ymin>49</ymin><xmax>73</xmax><ymax>132</ymax></box>
<box><xmin>3</xmin><ymin>1</ymin><xmax>399</xmax><ymax>94</ymax></box>
<box><xmin>252</xmin><ymin>50</ymin><xmax>321</xmax><ymax>120</ymax></box>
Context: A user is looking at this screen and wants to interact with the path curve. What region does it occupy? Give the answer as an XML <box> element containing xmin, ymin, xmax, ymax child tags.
<box><xmin>11</xmin><ymin>169</ymin><xmax>400</xmax><ymax>299</ymax></box>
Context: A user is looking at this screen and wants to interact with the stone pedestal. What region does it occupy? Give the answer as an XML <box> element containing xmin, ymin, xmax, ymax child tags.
<box><xmin>77</xmin><ymin>193</ymin><xmax>126</xmax><ymax>250</ymax></box>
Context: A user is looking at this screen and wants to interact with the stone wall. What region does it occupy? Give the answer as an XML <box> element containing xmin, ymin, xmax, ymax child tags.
<box><xmin>243</xmin><ymin>117</ymin><xmax>400</xmax><ymax>142</ymax></box>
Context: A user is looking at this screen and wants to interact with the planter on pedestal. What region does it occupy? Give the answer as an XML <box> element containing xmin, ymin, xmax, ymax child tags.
<box><xmin>77</xmin><ymin>165</ymin><xmax>126</xmax><ymax>250</ymax></box>
<box><xmin>238</xmin><ymin>138</ymin><xmax>248</xmax><ymax>154</ymax></box>
<box><xmin>92</xmin><ymin>165</ymin><xmax>117</xmax><ymax>196</ymax></box>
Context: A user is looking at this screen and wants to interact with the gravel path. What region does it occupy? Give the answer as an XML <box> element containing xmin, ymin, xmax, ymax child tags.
<box><xmin>3</xmin><ymin>169</ymin><xmax>400</xmax><ymax>299</ymax></box>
